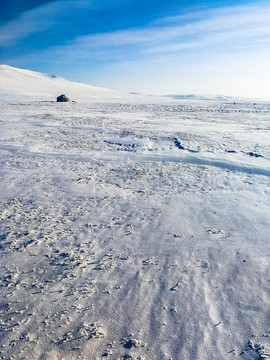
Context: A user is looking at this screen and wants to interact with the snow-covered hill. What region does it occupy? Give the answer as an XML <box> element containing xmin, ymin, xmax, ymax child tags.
<box><xmin>0</xmin><ymin>65</ymin><xmax>255</xmax><ymax>103</ymax></box>
<box><xmin>0</xmin><ymin>65</ymin><xmax>270</xmax><ymax>360</ymax></box>
<box><xmin>0</xmin><ymin>64</ymin><xmax>128</xmax><ymax>102</ymax></box>
<box><xmin>164</xmin><ymin>93</ymin><xmax>260</xmax><ymax>101</ymax></box>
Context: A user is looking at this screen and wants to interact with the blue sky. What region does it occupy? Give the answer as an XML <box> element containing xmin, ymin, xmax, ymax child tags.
<box><xmin>1</xmin><ymin>0</ymin><xmax>270</xmax><ymax>98</ymax></box>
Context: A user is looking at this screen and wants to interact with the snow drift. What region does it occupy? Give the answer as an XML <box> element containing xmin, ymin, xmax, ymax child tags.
<box><xmin>0</xmin><ymin>65</ymin><xmax>270</xmax><ymax>360</ymax></box>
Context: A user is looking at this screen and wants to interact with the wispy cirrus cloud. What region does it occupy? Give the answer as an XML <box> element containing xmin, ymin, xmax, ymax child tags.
<box><xmin>0</xmin><ymin>0</ymin><xmax>134</xmax><ymax>47</ymax></box>
<box><xmin>0</xmin><ymin>0</ymin><xmax>74</xmax><ymax>47</ymax></box>
<box><xmin>0</xmin><ymin>8</ymin><xmax>51</xmax><ymax>46</ymax></box>
<box><xmin>53</xmin><ymin>1</ymin><xmax>270</xmax><ymax>62</ymax></box>
<box><xmin>2</xmin><ymin>0</ymin><xmax>269</xmax><ymax>59</ymax></box>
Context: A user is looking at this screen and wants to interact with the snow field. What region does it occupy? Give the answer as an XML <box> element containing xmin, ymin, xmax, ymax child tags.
<box><xmin>0</xmin><ymin>66</ymin><xmax>270</xmax><ymax>359</ymax></box>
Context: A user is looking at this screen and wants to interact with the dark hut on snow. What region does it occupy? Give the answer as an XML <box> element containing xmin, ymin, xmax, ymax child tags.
<box><xmin>57</xmin><ymin>94</ymin><xmax>72</xmax><ymax>102</ymax></box>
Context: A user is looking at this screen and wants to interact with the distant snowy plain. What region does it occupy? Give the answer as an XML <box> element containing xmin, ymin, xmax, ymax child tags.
<box><xmin>0</xmin><ymin>65</ymin><xmax>270</xmax><ymax>359</ymax></box>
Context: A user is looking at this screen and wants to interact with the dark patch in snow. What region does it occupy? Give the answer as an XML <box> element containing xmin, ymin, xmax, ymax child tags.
<box><xmin>104</xmin><ymin>140</ymin><xmax>138</xmax><ymax>149</ymax></box>
<box><xmin>123</xmin><ymin>338</ymin><xmax>140</xmax><ymax>349</ymax></box>
<box><xmin>246</xmin><ymin>152</ymin><xmax>263</xmax><ymax>158</ymax></box>
<box><xmin>173</xmin><ymin>138</ymin><xmax>185</xmax><ymax>150</ymax></box>
<box><xmin>173</xmin><ymin>138</ymin><xmax>199</xmax><ymax>153</ymax></box>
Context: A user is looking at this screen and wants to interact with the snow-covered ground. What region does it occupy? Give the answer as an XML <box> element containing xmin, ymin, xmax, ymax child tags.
<box><xmin>0</xmin><ymin>65</ymin><xmax>270</xmax><ymax>360</ymax></box>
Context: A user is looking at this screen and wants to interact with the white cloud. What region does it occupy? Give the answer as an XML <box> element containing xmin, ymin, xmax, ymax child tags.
<box><xmin>0</xmin><ymin>0</ymin><xmax>134</xmax><ymax>46</ymax></box>
<box><xmin>50</xmin><ymin>1</ymin><xmax>270</xmax><ymax>62</ymax></box>
<box><xmin>0</xmin><ymin>10</ymin><xmax>49</xmax><ymax>46</ymax></box>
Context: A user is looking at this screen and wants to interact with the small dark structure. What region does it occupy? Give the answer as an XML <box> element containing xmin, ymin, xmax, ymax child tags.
<box><xmin>57</xmin><ymin>94</ymin><xmax>72</xmax><ymax>102</ymax></box>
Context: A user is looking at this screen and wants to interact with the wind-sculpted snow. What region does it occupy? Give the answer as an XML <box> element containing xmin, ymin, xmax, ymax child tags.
<box><xmin>1</xmin><ymin>96</ymin><xmax>270</xmax><ymax>359</ymax></box>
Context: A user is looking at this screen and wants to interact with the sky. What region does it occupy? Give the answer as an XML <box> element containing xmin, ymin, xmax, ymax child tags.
<box><xmin>1</xmin><ymin>0</ymin><xmax>270</xmax><ymax>98</ymax></box>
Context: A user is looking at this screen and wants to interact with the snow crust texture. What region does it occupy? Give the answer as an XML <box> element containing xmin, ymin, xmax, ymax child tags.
<box><xmin>0</xmin><ymin>66</ymin><xmax>270</xmax><ymax>360</ymax></box>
